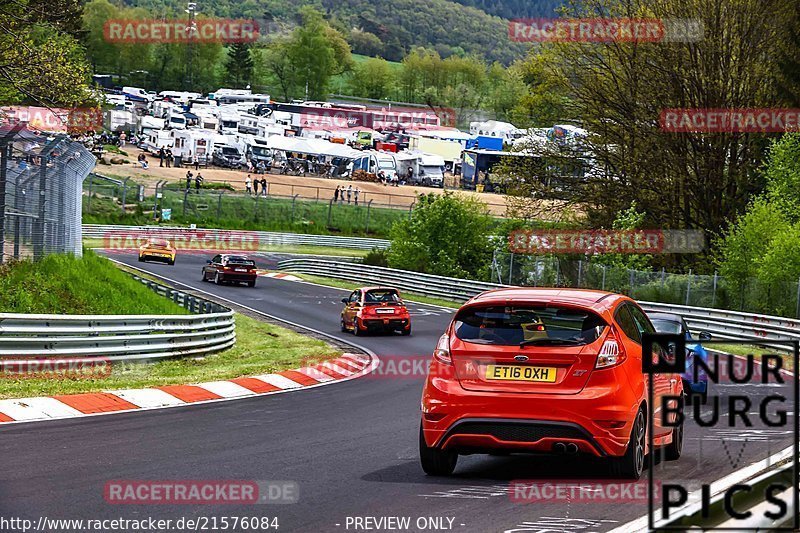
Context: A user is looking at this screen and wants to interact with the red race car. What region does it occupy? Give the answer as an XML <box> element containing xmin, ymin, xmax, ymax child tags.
<box><xmin>341</xmin><ymin>287</ymin><xmax>411</xmax><ymax>336</ymax></box>
<box><xmin>419</xmin><ymin>288</ymin><xmax>683</xmax><ymax>479</ymax></box>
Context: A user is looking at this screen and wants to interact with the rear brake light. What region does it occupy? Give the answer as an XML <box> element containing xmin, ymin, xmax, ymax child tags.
<box><xmin>596</xmin><ymin>329</ymin><xmax>627</xmax><ymax>369</ymax></box>
<box><xmin>433</xmin><ymin>334</ymin><xmax>452</xmax><ymax>365</ymax></box>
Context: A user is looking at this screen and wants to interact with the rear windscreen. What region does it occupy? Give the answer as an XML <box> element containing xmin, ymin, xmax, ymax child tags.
<box><xmin>364</xmin><ymin>290</ymin><xmax>401</xmax><ymax>305</ymax></box>
<box><xmin>453</xmin><ymin>305</ymin><xmax>607</xmax><ymax>346</ymax></box>
<box><xmin>225</xmin><ymin>256</ymin><xmax>254</xmax><ymax>266</ymax></box>
<box><xmin>651</xmin><ymin>319</ymin><xmax>682</xmax><ymax>334</ymax></box>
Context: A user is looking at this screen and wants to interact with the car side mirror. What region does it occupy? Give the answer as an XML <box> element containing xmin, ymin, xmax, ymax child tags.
<box><xmin>342</xmin><ymin>298</ymin><xmax>349</xmax><ymax>304</ymax></box>
<box><xmin>699</xmin><ymin>331</ymin><xmax>712</xmax><ymax>341</ymax></box>
<box><xmin>206</xmin><ymin>259</ymin><xmax>212</xmax><ymax>264</ymax></box>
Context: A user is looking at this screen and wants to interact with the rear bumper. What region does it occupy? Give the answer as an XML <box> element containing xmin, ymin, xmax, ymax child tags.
<box><xmin>420</xmin><ymin>361</ymin><xmax>642</xmax><ymax>457</ymax></box>
<box><xmin>359</xmin><ymin>317</ymin><xmax>410</xmax><ymax>331</ymax></box>
<box><xmin>140</xmin><ymin>253</ymin><xmax>174</xmax><ymax>263</ymax></box>
<box><xmin>219</xmin><ymin>273</ymin><xmax>257</xmax><ymax>282</ymax></box>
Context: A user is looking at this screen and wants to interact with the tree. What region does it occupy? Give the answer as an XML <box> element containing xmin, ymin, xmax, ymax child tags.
<box><xmin>348</xmin><ymin>58</ymin><xmax>394</xmax><ymax>99</ymax></box>
<box><xmin>254</xmin><ymin>38</ymin><xmax>297</xmax><ymax>101</ymax></box>
<box><xmin>349</xmin><ymin>29</ymin><xmax>383</xmax><ymax>57</ymax></box>
<box><xmin>387</xmin><ymin>192</ymin><xmax>493</xmax><ymax>279</ymax></box>
<box><xmin>286</xmin><ymin>7</ymin><xmax>350</xmax><ymax>100</ymax></box>
<box><xmin>1</xmin><ymin>0</ymin><xmax>93</xmax><ymax>107</ymax></box>
<box><xmin>225</xmin><ymin>43</ymin><xmax>254</xmax><ymax>88</ymax></box>
<box><xmin>506</xmin><ymin>0</ymin><xmax>800</xmax><ymax>271</ymax></box>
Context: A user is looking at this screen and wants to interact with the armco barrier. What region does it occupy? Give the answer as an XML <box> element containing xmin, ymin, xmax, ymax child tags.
<box><xmin>82</xmin><ymin>224</ymin><xmax>390</xmax><ymax>251</ymax></box>
<box><xmin>0</xmin><ymin>274</ymin><xmax>235</xmax><ymax>364</ymax></box>
<box><xmin>277</xmin><ymin>258</ymin><xmax>800</xmax><ymax>349</ymax></box>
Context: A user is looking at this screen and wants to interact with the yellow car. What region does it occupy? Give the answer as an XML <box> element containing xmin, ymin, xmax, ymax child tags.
<box><xmin>138</xmin><ymin>238</ymin><xmax>176</xmax><ymax>265</ymax></box>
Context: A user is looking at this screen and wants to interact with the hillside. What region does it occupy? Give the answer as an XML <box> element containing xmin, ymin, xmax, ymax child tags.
<box><xmin>124</xmin><ymin>0</ymin><xmax>541</xmax><ymax>64</ymax></box>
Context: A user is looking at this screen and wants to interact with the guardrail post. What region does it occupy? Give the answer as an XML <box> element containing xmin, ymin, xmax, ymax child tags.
<box><xmin>685</xmin><ymin>269</ymin><xmax>693</xmax><ymax>305</ymax></box>
<box><xmin>365</xmin><ymin>200</ymin><xmax>373</xmax><ymax>234</ymax></box>
<box><xmin>182</xmin><ymin>188</ymin><xmax>189</xmax><ymax>216</ymax></box>
<box><xmin>795</xmin><ymin>277</ymin><xmax>800</xmax><ymax>319</ymax></box>
<box><xmin>712</xmin><ymin>271</ymin><xmax>718</xmax><ymax>307</ymax></box>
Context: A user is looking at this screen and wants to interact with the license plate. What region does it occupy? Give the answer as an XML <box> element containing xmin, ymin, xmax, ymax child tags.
<box><xmin>376</xmin><ymin>308</ymin><xmax>394</xmax><ymax>314</ymax></box>
<box><xmin>485</xmin><ymin>365</ymin><xmax>557</xmax><ymax>383</ymax></box>
<box><xmin>235</xmin><ymin>268</ymin><xmax>247</xmax><ymax>272</ymax></box>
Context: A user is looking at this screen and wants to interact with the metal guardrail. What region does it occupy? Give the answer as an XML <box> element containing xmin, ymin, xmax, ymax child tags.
<box><xmin>82</xmin><ymin>224</ymin><xmax>390</xmax><ymax>250</ymax></box>
<box><xmin>277</xmin><ymin>259</ymin><xmax>800</xmax><ymax>349</ymax></box>
<box><xmin>0</xmin><ymin>274</ymin><xmax>235</xmax><ymax>364</ymax></box>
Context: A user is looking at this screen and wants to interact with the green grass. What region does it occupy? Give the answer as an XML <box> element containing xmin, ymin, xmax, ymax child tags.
<box><xmin>0</xmin><ymin>313</ymin><xmax>342</xmax><ymax>399</ymax></box>
<box><xmin>289</xmin><ymin>272</ymin><xmax>461</xmax><ymax>309</ymax></box>
<box><xmin>83</xmin><ymin>237</ymin><xmax>368</xmax><ymax>259</ymax></box>
<box><xmin>83</xmin><ymin>189</ymin><xmax>408</xmax><ymax>238</ymax></box>
<box><xmin>0</xmin><ymin>250</ymin><xmax>188</xmax><ymax>314</ymax></box>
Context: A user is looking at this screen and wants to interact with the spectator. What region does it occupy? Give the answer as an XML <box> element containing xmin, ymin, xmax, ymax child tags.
<box><xmin>407</xmin><ymin>166</ymin><xmax>413</xmax><ymax>183</ymax></box>
<box><xmin>194</xmin><ymin>155</ymin><xmax>199</xmax><ymax>170</ymax></box>
<box><xmin>119</xmin><ymin>131</ymin><xmax>127</xmax><ymax>147</ymax></box>
<box><xmin>334</xmin><ymin>185</ymin><xmax>340</xmax><ymax>203</ymax></box>
<box><xmin>260</xmin><ymin>177</ymin><xmax>267</xmax><ymax>197</ymax></box>
<box><xmin>253</xmin><ymin>178</ymin><xmax>260</xmax><ymax>196</ymax></box>
<box><xmin>186</xmin><ymin>170</ymin><xmax>193</xmax><ymax>191</ymax></box>
<box><xmin>158</xmin><ymin>147</ymin><xmax>165</xmax><ymax>167</ymax></box>
<box><xmin>245</xmin><ymin>175</ymin><xmax>252</xmax><ymax>195</ymax></box>
<box><xmin>186</xmin><ymin>149</ymin><xmax>192</xmax><ymax>168</ymax></box>
<box><xmin>346</xmin><ymin>184</ymin><xmax>353</xmax><ymax>204</ymax></box>
<box><xmin>354</xmin><ymin>187</ymin><xmax>360</xmax><ymax>206</ymax></box>
<box><xmin>195</xmin><ymin>172</ymin><xmax>204</xmax><ymax>192</ymax></box>
<box><xmin>165</xmin><ymin>148</ymin><xmax>172</xmax><ymax>168</ymax></box>
<box><xmin>138</xmin><ymin>153</ymin><xmax>148</xmax><ymax>170</ymax></box>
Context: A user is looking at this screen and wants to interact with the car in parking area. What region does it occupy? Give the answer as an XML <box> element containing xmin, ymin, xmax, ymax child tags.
<box><xmin>648</xmin><ymin>311</ymin><xmax>711</xmax><ymax>402</ymax></box>
<box><xmin>419</xmin><ymin>288</ymin><xmax>683</xmax><ymax>480</ymax></box>
<box><xmin>202</xmin><ymin>254</ymin><xmax>257</xmax><ymax>287</ymax></box>
<box><xmin>138</xmin><ymin>238</ymin><xmax>176</xmax><ymax>265</ymax></box>
<box><xmin>341</xmin><ymin>287</ymin><xmax>411</xmax><ymax>336</ymax></box>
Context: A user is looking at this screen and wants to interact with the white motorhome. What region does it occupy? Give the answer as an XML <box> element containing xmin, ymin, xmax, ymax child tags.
<box><xmin>137</xmin><ymin>116</ymin><xmax>165</xmax><ymax>137</ymax></box>
<box><xmin>417</xmin><ymin>153</ymin><xmax>446</xmax><ymax>187</ymax></box>
<box><xmin>211</xmin><ymin>134</ymin><xmax>247</xmax><ymax>168</ymax></box>
<box><xmin>212</xmin><ymin>88</ymin><xmax>270</xmax><ymax>106</ymax></box>
<box><xmin>170</xmin><ymin>129</ymin><xmax>215</xmax><ymax>164</ymax></box>
<box><xmin>194</xmin><ymin>110</ymin><xmax>219</xmax><ymax>132</ymax></box>
<box><xmin>104</xmin><ymin>109</ymin><xmax>137</xmax><ymax>132</ymax></box>
<box><xmin>240</xmin><ymin>135</ymin><xmax>273</xmax><ymax>166</ymax></box>
<box><xmin>237</xmin><ymin>113</ymin><xmax>262</xmax><ymax>135</ymax></box>
<box><xmin>165</xmin><ymin>107</ymin><xmax>188</xmax><ymax>130</ymax></box>
<box><xmin>159</xmin><ymin>91</ymin><xmax>201</xmax><ymax>105</ymax></box>
<box><xmin>142</xmin><ymin>129</ymin><xmax>174</xmax><ymax>152</ymax></box>
<box><xmin>218</xmin><ymin>109</ymin><xmax>241</xmax><ymax>135</ymax></box>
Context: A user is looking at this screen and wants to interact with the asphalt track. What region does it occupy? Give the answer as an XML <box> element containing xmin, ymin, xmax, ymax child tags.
<box><xmin>0</xmin><ymin>251</ymin><xmax>795</xmax><ymax>533</ymax></box>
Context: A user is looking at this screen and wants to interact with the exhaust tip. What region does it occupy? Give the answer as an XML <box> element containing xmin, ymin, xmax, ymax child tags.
<box><xmin>566</xmin><ymin>443</ymin><xmax>579</xmax><ymax>455</ymax></box>
<box><xmin>553</xmin><ymin>442</ymin><xmax>566</xmax><ymax>454</ymax></box>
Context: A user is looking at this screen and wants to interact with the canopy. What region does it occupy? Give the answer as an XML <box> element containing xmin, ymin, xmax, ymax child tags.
<box><xmin>267</xmin><ymin>135</ymin><xmax>362</xmax><ymax>159</ymax></box>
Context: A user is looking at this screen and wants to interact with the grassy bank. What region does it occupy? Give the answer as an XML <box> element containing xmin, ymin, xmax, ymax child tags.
<box><xmin>0</xmin><ymin>250</ymin><xmax>188</xmax><ymax>314</ymax></box>
<box><xmin>1</xmin><ymin>313</ymin><xmax>342</xmax><ymax>399</ymax></box>
<box><xmin>83</xmin><ymin>188</ymin><xmax>408</xmax><ymax>239</ymax></box>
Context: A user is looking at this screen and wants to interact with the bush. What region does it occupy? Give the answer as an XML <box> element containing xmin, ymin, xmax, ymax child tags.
<box><xmin>362</xmin><ymin>247</ymin><xmax>388</xmax><ymax>267</ymax></box>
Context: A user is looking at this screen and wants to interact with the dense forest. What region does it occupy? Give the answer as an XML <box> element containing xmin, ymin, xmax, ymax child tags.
<box><xmin>450</xmin><ymin>0</ymin><xmax>563</xmax><ymax>19</ymax></box>
<box><xmin>122</xmin><ymin>0</ymin><xmax>536</xmax><ymax>64</ymax></box>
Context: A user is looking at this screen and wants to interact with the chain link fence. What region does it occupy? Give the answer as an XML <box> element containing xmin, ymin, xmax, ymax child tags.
<box><xmin>0</xmin><ymin>126</ymin><xmax>95</xmax><ymax>262</ymax></box>
<box><xmin>83</xmin><ymin>176</ymin><xmax>413</xmax><ymax>237</ymax></box>
<box><xmin>493</xmin><ymin>250</ymin><xmax>800</xmax><ymax>319</ymax></box>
